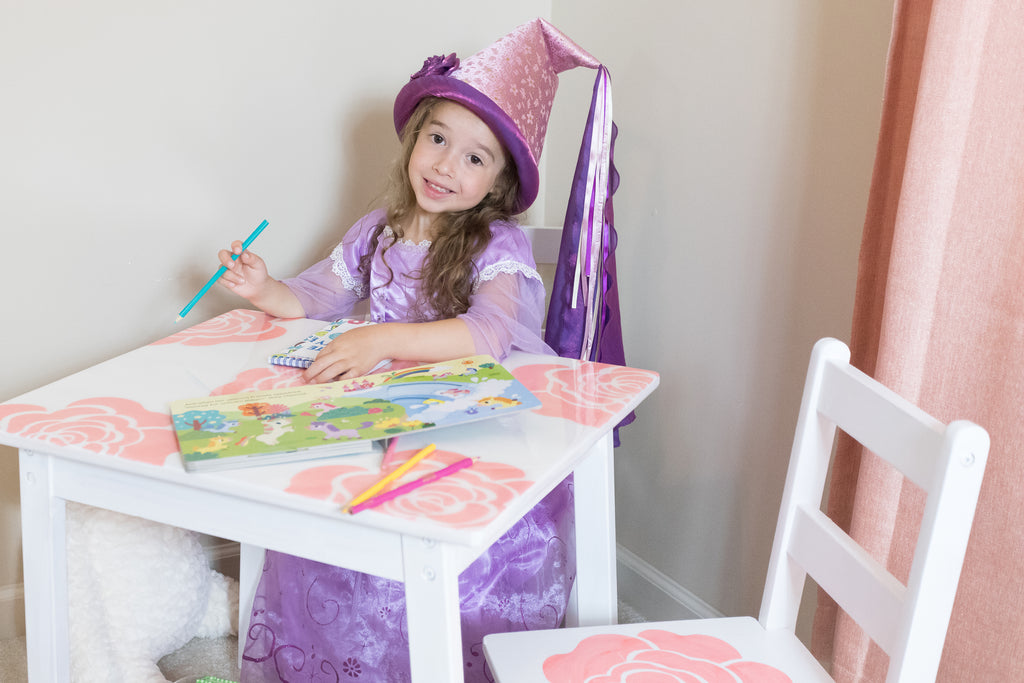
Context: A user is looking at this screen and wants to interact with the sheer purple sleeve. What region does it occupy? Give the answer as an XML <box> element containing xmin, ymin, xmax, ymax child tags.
<box><xmin>280</xmin><ymin>210</ymin><xmax>384</xmax><ymax>321</ymax></box>
<box><xmin>460</xmin><ymin>273</ymin><xmax>555</xmax><ymax>359</ymax></box>
<box><xmin>458</xmin><ymin>222</ymin><xmax>556</xmax><ymax>360</ymax></box>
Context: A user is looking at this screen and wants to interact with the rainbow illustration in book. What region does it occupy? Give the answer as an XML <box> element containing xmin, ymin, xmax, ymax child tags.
<box><xmin>170</xmin><ymin>355</ymin><xmax>540</xmax><ymax>471</ymax></box>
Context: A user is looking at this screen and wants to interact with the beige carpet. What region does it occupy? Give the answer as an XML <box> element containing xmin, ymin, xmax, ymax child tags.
<box><xmin>0</xmin><ymin>634</ymin><xmax>239</xmax><ymax>683</ymax></box>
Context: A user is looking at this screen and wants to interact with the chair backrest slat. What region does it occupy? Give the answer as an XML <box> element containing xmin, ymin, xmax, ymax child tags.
<box><xmin>520</xmin><ymin>224</ymin><xmax>562</xmax><ymax>267</ymax></box>
<box><xmin>788</xmin><ymin>505</ymin><xmax>906</xmax><ymax>651</ymax></box>
<box><xmin>817</xmin><ymin>361</ymin><xmax>945</xmax><ymax>490</ymax></box>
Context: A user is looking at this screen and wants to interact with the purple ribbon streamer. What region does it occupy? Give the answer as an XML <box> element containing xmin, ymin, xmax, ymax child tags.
<box><xmin>544</xmin><ymin>67</ymin><xmax>635</xmax><ymax>442</ymax></box>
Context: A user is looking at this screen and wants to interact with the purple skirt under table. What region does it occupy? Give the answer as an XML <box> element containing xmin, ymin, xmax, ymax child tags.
<box><xmin>240</xmin><ymin>478</ymin><xmax>575</xmax><ymax>682</ymax></box>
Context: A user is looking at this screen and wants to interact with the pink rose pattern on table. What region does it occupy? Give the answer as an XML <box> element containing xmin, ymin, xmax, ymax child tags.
<box><xmin>285</xmin><ymin>448</ymin><xmax>532</xmax><ymax>528</ymax></box>
<box><xmin>210</xmin><ymin>366</ymin><xmax>310</xmax><ymax>395</ymax></box>
<box><xmin>542</xmin><ymin>629</ymin><xmax>792</xmax><ymax>683</ymax></box>
<box><xmin>151</xmin><ymin>309</ymin><xmax>288</xmax><ymax>346</ymax></box>
<box><xmin>0</xmin><ymin>398</ymin><xmax>178</xmax><ymax>466</ymax></box>
<box><xmin>516</xmin><ymin>362</ymin><xmax>657</xmax><ymax>428</ymax></box>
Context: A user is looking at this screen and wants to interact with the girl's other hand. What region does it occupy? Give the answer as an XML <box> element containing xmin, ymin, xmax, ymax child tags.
<box><xmin>304</xmin><ymin>326</ymin><xmax>388</xmax><ymax>383</ymax></box>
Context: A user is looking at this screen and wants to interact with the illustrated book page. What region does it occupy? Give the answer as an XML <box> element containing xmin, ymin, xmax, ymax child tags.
<box><xmin>170</xmin><ymin>354</ymin><xmax>540</xmax><ymax>472</ymax></box>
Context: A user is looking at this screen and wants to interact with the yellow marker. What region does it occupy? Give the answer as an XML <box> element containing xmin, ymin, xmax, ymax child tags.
<box><xmin>341</xmin><ymin>443</ymin><xmax>437</xmax><ymax>513</ymax></box>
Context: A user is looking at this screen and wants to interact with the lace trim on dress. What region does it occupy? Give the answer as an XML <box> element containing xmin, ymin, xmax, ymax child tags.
<box><xmin>330</xmin><ymin>226</ymin><xmax>541</xmax><ymax>297</ymax></box>
<box><xmin>329</xmin><ymin>243</ymin><xmax>365</xmax><ymax>298</ymax></box>
<box><xmin>383</xmin><ymin>225</ymin><xmax>431</xmax><ymax>250</ymax></box>
<box><xmin>473</xmin><ymin>261</ymin><xmax>544</xmax><ymax>294</ymax></box>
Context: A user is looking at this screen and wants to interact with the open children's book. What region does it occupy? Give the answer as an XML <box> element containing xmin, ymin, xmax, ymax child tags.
<box><xmin>170</xmin><ymin>355</ymin><xmax>540</xmax><ymax>472</ymax></box>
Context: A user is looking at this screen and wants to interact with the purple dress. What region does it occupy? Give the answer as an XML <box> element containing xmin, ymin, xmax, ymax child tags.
<box><xmin>240</xmin><ymin>210</ymin><xmax>574</xmax><ymax>682</ymax></box>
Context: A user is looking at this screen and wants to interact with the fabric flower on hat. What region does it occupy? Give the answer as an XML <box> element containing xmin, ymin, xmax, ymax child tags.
<box><xmin>411</xmin><ymin>53</ymin><xmax>460</xmax><ymax>80</ymax></box>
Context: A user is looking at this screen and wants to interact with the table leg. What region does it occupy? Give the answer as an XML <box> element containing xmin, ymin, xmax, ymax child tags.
<box><xmin>569</xmin><ymin>432</ymin><xmax>618</xmax><ymax>627</ymax></box>
<box><xmin>19</xmin><ymin>450</ymin><xmax>70</xmax><ymax>682</ymax></box>
<box><xmin>237</xmin><ymin>543</ymin><xmax>265</xmax><ymax>670</ymax></box>
<box><xmin>402</xmin><ymin>536</ymin><xmax>463</xmax><ymax>682</ymax></box>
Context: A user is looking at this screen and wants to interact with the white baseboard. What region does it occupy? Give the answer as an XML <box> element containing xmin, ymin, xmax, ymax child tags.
<box><xmin>206</xmin><ymin>540</ymin><xmax>241</xmax><ymax>566</ymax></box>
<box><xmin>616</xmin><ymin>543</ymin><xmax>723</xmax><ymax>623</ymax></box>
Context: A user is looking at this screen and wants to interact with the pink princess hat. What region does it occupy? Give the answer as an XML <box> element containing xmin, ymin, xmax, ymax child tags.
<box><xmin>392</xmin><ymin>19</ymin><xmax>623</xmax><ymax>371</ymax></box>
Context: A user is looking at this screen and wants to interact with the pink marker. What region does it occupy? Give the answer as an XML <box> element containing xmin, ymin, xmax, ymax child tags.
<box><xmin>349</xmin><ymin>457</ymin><xmax>475</xmax><ymax>514</ymax></box>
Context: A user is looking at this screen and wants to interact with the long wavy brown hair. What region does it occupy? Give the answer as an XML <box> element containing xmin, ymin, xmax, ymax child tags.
<box><xmin>358</xmin><ymin>97</ymin><xmax>521</xmax><ymax>320</ymax></box>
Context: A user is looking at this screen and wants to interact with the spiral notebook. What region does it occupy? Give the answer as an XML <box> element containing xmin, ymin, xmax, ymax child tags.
<box><xmin>268</xmin><ymin>318</ymin><xmax>386</xmax><ymax>369</ymax></box>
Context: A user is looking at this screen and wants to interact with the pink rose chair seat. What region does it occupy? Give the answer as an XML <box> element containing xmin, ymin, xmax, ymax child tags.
<box><xmin>483</xmin><ymin>337</ymin><xmax>989</xmax><ymax>682</ymax></box>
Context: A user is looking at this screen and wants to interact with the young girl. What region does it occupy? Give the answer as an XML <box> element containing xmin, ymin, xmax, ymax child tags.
<box><xmin>217</xmin><ymin>93</ymin><xmax>553</xmax><ymax>383</ymax></box>
<box><xmin>216</xmin><ymin>19</ymin><xmax>611</xmax><ymax>682</ymax></box>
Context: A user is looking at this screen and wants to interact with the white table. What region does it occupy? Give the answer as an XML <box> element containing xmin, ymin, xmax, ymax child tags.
<box><xmin>0</xmin><ymin>309</ymin><xmax>658</xmax><ymax>682</ymax></box>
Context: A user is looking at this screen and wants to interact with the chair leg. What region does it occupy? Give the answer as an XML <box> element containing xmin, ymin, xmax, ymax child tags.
<box><xmin>236</xmin><ymin>543</ymin><xmax>265</xmax><ymax>670</ymax></box>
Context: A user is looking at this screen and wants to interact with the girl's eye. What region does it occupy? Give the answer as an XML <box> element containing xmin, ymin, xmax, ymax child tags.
<box><xmin>468</xmin><ymin>155</ymin><xmax>483</xmax><ymax>166</ymax></box>
<box><xmin>430</xmin><ymin>133</ymin><xmax>445</xmax><ymax>145</ymax></box>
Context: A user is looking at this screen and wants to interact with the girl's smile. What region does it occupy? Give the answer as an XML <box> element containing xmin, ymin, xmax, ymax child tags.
<box><xmin>422</xmin><ymin>178</ymin><xmax>454</xmax><ymax>199</ymax></box>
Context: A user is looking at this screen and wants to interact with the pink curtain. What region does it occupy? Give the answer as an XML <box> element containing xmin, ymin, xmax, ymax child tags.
<box><xmin>812</xmin><ymin>0</ymin><xmax>1024</xmax><ymax>680</ymax></box>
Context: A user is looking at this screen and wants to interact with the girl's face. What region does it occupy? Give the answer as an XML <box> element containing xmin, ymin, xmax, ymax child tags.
<box><xmin>407</xmin><ymin>101</ymin><xmax>507</xmax><ymax>222</ymax></box>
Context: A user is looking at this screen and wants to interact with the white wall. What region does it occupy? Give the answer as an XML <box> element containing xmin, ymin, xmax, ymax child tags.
<box><xmin>0</xmin><ymin>0</ymin><xmax>893</xmax><ymax>641</ymax></box>
<box><xmin>0</xmin><ymin>0</ymin><xmax>550</xmax><ymax>638</ymax></box>
<box><xmin>549</xmin><ymin>1</ymin><xmax>893</xmax><ymax>621</ymax></box>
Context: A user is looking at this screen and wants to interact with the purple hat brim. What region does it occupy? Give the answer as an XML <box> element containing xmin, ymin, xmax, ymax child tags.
<box><xmin>393</xmin><ymin>75</ymin><xmax>539</xmax><ymax>214</ymax></box>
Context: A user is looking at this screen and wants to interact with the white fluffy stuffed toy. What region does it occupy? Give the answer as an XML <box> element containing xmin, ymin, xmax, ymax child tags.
<box><xmin>66</xmin><ymin>502</ymin><xmax>239</xmax><ymax>683</ymax></box>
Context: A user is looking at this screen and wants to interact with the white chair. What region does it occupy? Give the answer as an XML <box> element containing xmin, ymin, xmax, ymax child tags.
<box><xmin>483</xmin><ymin>337</ymin><xmax>989</xmax><ymax>682</ymax></box>
<box><xmin>521</xmin><ymin>224</ymin><xmax>562</xmax><ymax>324</ymax></box>
<box><xmin>521</xmin><ymin>224</ymin><xmax>563</xmax><ymax>269</ymax></box>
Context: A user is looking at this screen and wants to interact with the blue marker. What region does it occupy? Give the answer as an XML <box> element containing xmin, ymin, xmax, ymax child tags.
<box><xmin>175</xmin><ymin>219</ymin><xmax>269</xmax><ymax>323</ymax></box>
